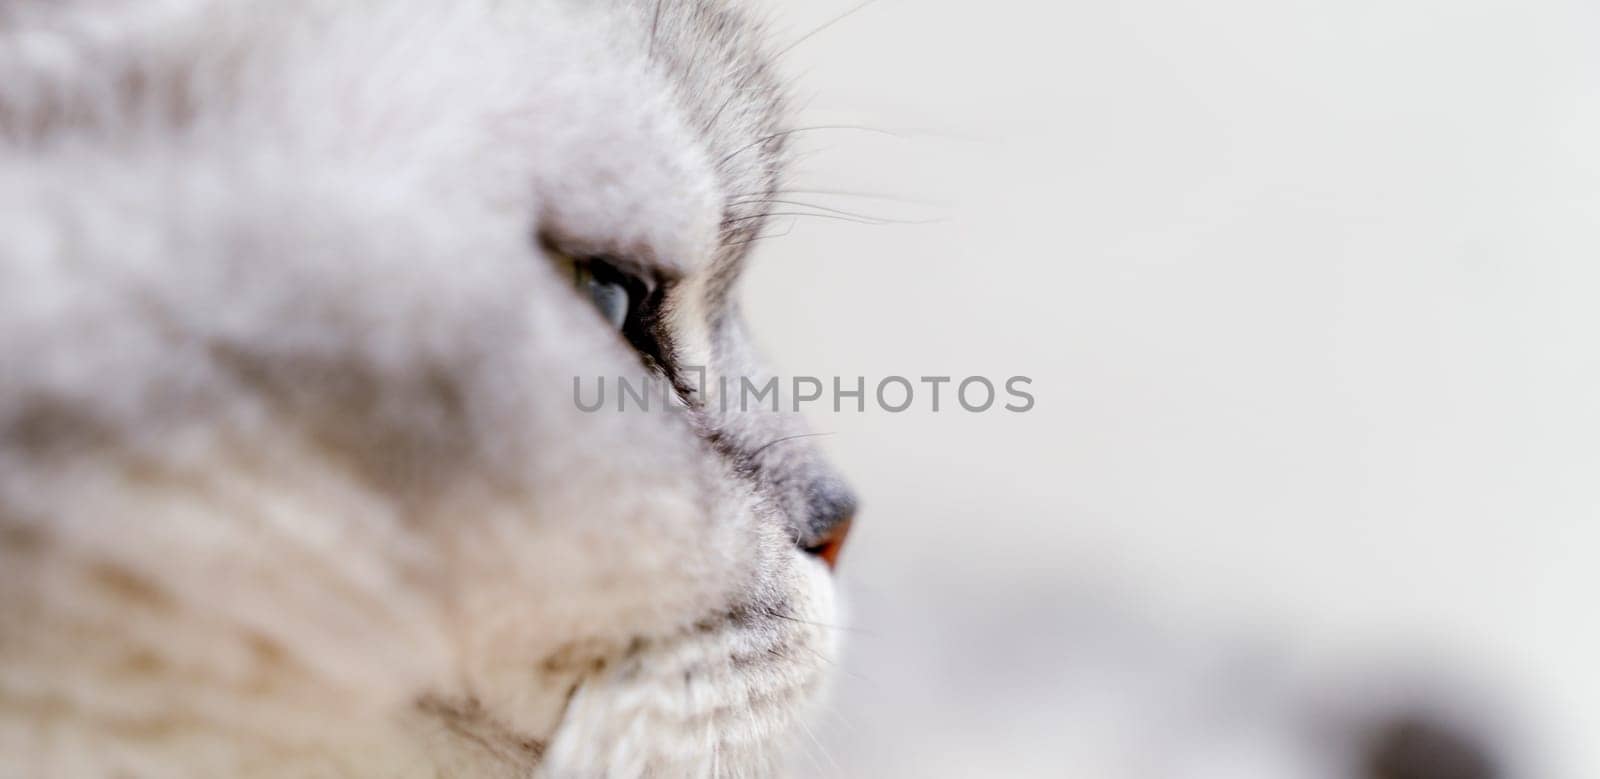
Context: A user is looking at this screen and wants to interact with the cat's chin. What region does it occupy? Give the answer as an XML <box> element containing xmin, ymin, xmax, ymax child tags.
<box><xmin>538</xmin><ymin>551</ymin><xmax>840</xmax><ymax>776</ymax></box>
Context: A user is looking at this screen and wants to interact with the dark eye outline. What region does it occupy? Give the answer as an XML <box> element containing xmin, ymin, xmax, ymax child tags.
<box><xmin>572</xmin><ymin>259</ymin><xmax>635</xmax><ymax>330</ymax></box>
<box><xmin>562</xmin><ymin>254</ymin><xmax>676</xmax><ymax>373</ymax></box>
<box><xmin>538</xmin><ymin>228</ymin><xmax>685</xmax><ymax>388</ymax></box>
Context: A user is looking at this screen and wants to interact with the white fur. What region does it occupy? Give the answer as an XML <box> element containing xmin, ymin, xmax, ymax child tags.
<box><xmin>0</xmin><ymin>1</ymin><xmax>836</xmax><ymax>775</ymax></box>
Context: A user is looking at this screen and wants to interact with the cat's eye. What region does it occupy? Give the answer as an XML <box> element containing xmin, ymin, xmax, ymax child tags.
<box><xmin>574</xmin><ymin>261</ymin><xmax>630</xmax><ymax>330</ymax></box>
<box><xmin>545</xmin><ymin>244</ymin><xmax>675</xmax><ymax>373</ymax></box>
<box><xmin>554</xmin><ymin>253</ymin><xmax>644</xmax><ymax>332</ymax></box>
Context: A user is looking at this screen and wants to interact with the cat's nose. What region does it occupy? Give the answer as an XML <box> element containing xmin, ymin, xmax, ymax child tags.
<box><xmin>804</xmin><ymin>519</ymin><xmax>852</xmax><ymax>570</ymax></box>
<box><xmin>801</xmin><ymin>478</ymin><xmax>856</xmax><ymax>571</ymax></box>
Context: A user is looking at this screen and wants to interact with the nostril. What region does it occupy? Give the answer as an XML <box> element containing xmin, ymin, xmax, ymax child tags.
<box><xmin>803</xmin><ymin>519</ymin><xmax>852</xmax><ymax>571</ymax></box>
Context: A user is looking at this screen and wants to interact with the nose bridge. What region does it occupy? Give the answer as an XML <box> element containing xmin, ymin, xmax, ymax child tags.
<box><xmin>804</xmin><ymin>470</ymin><xmax>857</xmax><ymax>542</ymax></box>
<box><xmin>798</xmin><ymin>467</ymin><xmax>855</xmax><ymax>571</ymax></box>
<box><xmin>744</xmin><ymin>425</ymin><xmax>854</xmax><ymax>538</ymax></box>
<box><xmin>771</xmin><ymin>439</ymin><xmax>854</xmax><ymax>570</ymax></box>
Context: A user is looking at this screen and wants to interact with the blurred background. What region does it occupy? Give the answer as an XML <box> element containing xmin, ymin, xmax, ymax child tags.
<box><xmin>743</xmin><ymin>0</ymin><xmax>1600</xmax><ymax>775</ymax></box>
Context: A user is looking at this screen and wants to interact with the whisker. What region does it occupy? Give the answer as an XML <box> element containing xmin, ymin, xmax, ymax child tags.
<box><xmin>701</xmin><ymin>82</ymin><xmax>766</xmax><ymax>134</ymax></box>
<box><xmin>726</xmin><ymin>233</ymin><xmax>791</xmax><ymax>249</ymax></box>
<box><xmin>775</xmin><ymin>0</ymin><xmax>886</xmax><ymax>57</ymax></box>
<box><xmin>723</xmin><ymin>210</ymin><xmax>938</xmax><ymax>227</ymax></box>
<box><xmin>772</xmin><ymin>187</ymin><xmax>945</xmax><ymax>207</ymax></box>
<box><xmin>748</xmin><ymin>432</ymin><xmax>835</xmax><ymax>459</ymax></box>
<box><xmin>728</xmin><ymin>219</ymin><xmax>794</xmax><ymax>241</ymax></box>
<box><xmin>793</xmin><ymin>643</ymin><xmax>877</xmax><ymax>688</ymax></box>
<box><xmin>721</xmin><ymin>211</ymin><xmax>877</xmax><ymax>226</ymax></box>
<box><xmin>718</xmin><ymin>124</ymin><xmax>905</xmax><ymax>168</ymax></box>
<box><xmin>793</xmin><ymin>716</ymin><xmax>840</xmax><ymax>777</ymax></box>
<box><xmin>765</xmin><ymin>609</ymin><xmax>878</xmax><ymax>638</ymax></box>
<box><xmin>726</xmin><ymin>197</ymin><xmax>906</xmax><ymax>222</ymax></box>
<box><xmin>724</xmin><ymin>219</ymin><xmax>798</xmax><ymax>249</ymax></box>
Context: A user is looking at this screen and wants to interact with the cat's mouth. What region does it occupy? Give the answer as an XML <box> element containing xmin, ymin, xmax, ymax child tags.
<box><xmin>532</xmin><ymin>564</ymin><xmax>840</xmax><ymax>773</ymax></box>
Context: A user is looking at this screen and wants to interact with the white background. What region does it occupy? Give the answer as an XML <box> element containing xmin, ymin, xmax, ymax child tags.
<box><xmin>747</xmin><ymin>0</ymin><xmax>1600</xmax><ymax>775</ymax></box>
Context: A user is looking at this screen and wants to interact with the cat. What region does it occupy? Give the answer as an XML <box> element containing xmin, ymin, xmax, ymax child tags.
<box><xmin>0</xmin><ymin>0</ymin><xmax>855</xmax><ymax>775</ymax></box>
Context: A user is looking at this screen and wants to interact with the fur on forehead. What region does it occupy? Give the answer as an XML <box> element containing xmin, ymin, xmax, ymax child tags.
<box><xmin>0</xmin><ymin>0</ymin><xmax>791</xmax><ymax>271</ymax></box>
<box><xmin>637</xmin><ymin>0</ymin><xmax>794</xmax><ymax>248</ymax></box>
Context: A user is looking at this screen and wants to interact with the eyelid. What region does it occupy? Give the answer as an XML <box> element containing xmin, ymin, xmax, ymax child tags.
<box><xmin>536</xmin><ymin>232</ymin><xmax>679</xmax><ymax>291</ymax></box>
<box><xmin>583</xmin><ymin>255</ymin><xmax>662</xmax><ymax>298</ymax></box>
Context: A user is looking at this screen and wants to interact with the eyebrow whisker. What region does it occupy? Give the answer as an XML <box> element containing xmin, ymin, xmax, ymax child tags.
<box><xmin>749</xmin><ymin>432</ymin><xmax>836</xmax><ymax>459</ymax></box>
<box><xmin>724</xmin><ymin>219</ymin><xmax>797</xmax><ymax>249</ymax></box>
<box><xmin>774</xmin><ymin>0</ymin><xmax>886</xmax><ymax>58</ymax></box>
<box><xmin>722</xmin><ymin>210</ymin><xmax>940</xmax><ymax>227</ymax></box>
<box><xmin>717</xmin><ymin>125</ymin><xmax>905</xmax><ymax>168</ymax></box>
<box><xmin>702</xmin><ymin>82</ymin><xmax>768</xmax><ymax>134</ymax></box>
<box><xmin>765</xmin><ymin>188</ymin><xmax>945</xmax><ymax>207</ymax></box>
<box><xmin>726</xmin><ymin>197</ymin><xmax>904</xmax><ymax>222</ymax></box>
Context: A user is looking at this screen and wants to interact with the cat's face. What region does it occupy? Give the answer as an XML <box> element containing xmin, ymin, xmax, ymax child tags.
<box><xmin>0</xmin><ymin>0</ymin><xmax>852</xmax><ymax>775</ymax></box>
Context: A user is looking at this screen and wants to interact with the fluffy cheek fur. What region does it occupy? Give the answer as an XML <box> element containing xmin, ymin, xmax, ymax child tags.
<box><xmin>543</xmin><ymin>557</ymin><xmax>838</xmax><ymax>777</ymax></box>
<box><xmin>0</xmin><ymin>423</ymin><xmax>839</xmax><ymax>778</ymax></box>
